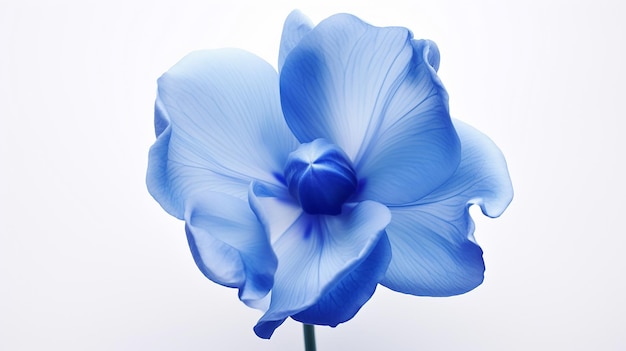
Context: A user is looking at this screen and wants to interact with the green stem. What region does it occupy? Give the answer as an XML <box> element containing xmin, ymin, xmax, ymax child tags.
<box><xmin>303</xmin><ymin>324</ymin><xmax>317</xmax><ymax>351</ymax></box>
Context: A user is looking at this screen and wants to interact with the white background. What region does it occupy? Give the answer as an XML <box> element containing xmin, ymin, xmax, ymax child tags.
<box><xmin>1</xmin><ymin>0</ymin><xmax>624</xmax><ymax>350</ymax></box>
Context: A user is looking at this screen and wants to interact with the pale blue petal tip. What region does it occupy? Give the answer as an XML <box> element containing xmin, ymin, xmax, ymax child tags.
<box><xmin>278</xmin><ymin>10</ymin><xmax>313</xmax><ymax>71</ymax></box>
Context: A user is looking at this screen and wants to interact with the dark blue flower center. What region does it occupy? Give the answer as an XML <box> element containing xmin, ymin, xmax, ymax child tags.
<box><xmin>284</xmin><ymin>139</ymin><xmax>357</xmax><ymax>215</ymax></box>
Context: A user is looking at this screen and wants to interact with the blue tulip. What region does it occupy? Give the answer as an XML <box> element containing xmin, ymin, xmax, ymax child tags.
<box><xmin>147</xmin><ymin>10</ymin><xmax>513</xmax><ymax>339</ymax></box>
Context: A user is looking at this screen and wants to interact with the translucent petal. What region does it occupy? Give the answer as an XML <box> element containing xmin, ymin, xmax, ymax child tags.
<box><xmin>354</xmin><ymin>39</ymin><xmax>457</xmax><ymax>203</ymax></box>
<box><xmin>291</xmin><ymin>233</ymin><xmax>390</xmax><ymax>326</ymax></box>
<box><xmin>278</xmin><ymin>10</ymin><xmax>313</xmax><ymax>72</ymax></box>
<box><xmin>185</xmin><ymin>191</ymin><xmax>277</xmax><ymax>307</ymax></box>
<box><xmin>417</xmin><ymin>119</ymin><xmax>514</xmax><ymax>217</ymax></box>
<box><xmin>418</xmin><ymin>39</ymin><xmax>440</xmax><ymax>72</ymax></box>
<box><xmin>280</xmin><ymin>15</ymin><xmax>460</xmax><ymax>204</ymax></box>
<box><xmin>249</xmin><ymin>182</ymin><xmax>391</xmax><ymax>339</ymax></box>
<box><xmin>146</xmin><ymin>120</ymin><xmax>249</xmax><ymax>219</ymax></box>
<box><xmin>381</xmin><ymin>119</ymin><xmax>513</xmax><ymax>296</ymax></box>
<box><xmin>380</xmin><ymin>205</ymin><xmax>485</xmax><ymax>296</ymax></box>
<box><xmin>147</xmin><ymin>49</ymin><xmax>298</xmax><ymax>217</ymax></box>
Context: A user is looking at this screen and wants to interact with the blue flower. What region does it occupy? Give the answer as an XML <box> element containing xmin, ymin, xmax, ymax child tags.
<box><xmin>147</xmin><ymin>11</ymin><xmax>513</xmax><ymax>339</ymax></box>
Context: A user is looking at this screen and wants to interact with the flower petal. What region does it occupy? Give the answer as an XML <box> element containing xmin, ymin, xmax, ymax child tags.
<box><xmin>380</xmin><ymin>205</ymin><xmax>485</xmax><ymax>296</ymax></box>
<box><xmin>280</xmin><ymin>15</ymin><xmax>460</xmax><ymax>204</ymax></box>
<box><xmin>147</xmin><ymin>49</ymin><xmax>298</xmax><ymax>218</ymax></box>
<box><xmin>249</xmin><ymin>182</ymin><xmax>391</xmax><ymax>339</ymax></box>
<box><xmin>291</xmin><ymin>233</ymin><xmax>390</xmax><ymax>326</ymax></box>
<box><xmin>419</xmin><ymin>119</ymin><xmax>514</xmax><ymax>217</ymax></box>
<box><xmin>146</xmin><ymin>118</ymin><xmax>249</xmax><ymax>219</ymax></box>
<box><xmin>381</xmin><ymin>119</ymin><xmax>513</xmax><ymax>296</ymax></box>
<box><xmin>278</xmin><ymin>10</ymin><xmax>313</xmax><ymax>72</ymax></box>
<box><xmin>185</xmin><ymin>190</ymin><xmax>277</xmax><ymax>307</ymax></box>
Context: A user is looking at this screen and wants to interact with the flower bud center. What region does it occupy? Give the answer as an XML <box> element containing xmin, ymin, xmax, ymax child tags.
<box><xmin>284</xmin><ymin>139</ymin><xmax>357</xmax><ymax>215</ymax></box>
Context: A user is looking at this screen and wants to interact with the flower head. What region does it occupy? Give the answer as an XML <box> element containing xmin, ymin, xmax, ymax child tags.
<box><xmin>147</xmin><ymin>10</ymin><xmax>513</xmax><ymax>339</ymax></box>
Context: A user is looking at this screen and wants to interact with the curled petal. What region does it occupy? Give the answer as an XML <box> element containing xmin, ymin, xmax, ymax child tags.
<box><xmin>381</xmin><ymin>119</ymin><xmax>513</xmax><ymax>296</ymax></box>
<box><xmin>278</xmin><ymin>10</ymin><xmax>313</xmax><ymax>72</ymax></box>
<box><xmin>381</xmin><ymin>205</ymin><xmax>485</xmax><ymax>296</ymax></box>
<box><xmin>280</xmin><ymin>15</ymin><xmax>460</xmax><ymax>205</ymax></box>
<box><xmin>185</xmin><ymin>191</ymin><xmax>277</xmax><ymax>307</ymax></box>
<box><xmin>291</xmin><ymin>233</ymin><xmax>390</xmax><ymax>326</ymax></box>
<box><xmin>419</xmin><ymin>38</ymin><xmax>440</xmax><ymax>72</ymax></box>
<box><xmin>147</xmin><ymin>49</ymin><xmax>298</xmax><ymax>218</ymax></box>
<box><xmin>249</xmin><ymin>182</ymin><xmax>391</xmax><ymax>339</ymax></box>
